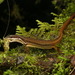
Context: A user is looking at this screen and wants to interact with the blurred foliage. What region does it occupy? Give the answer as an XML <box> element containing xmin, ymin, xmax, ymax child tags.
<box><xmin>35</xmin><ymin>0</ymin><xmax>41</xmax><ymax>4</ymax></box>
<box><xmin>0</xmin><ymin>0</ymin><xmax>4</xmax><ymax>4</ymax></box>
<box><xmin>52</xmin><ymin>0</ymin><xmax>75</xmax><ymax>14</ymax></box>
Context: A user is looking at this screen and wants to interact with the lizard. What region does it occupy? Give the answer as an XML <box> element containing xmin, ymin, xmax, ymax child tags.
<box><xmin>3</xmin><ymin>13</ymin><xmax>75</xmax><ymax>52</ymax></box>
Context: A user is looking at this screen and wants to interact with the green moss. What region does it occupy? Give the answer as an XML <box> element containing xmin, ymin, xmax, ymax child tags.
<box><xmin>1</xmin><ymin>0</ymin><xmax>75</xmax><ymax>74</ymax></box>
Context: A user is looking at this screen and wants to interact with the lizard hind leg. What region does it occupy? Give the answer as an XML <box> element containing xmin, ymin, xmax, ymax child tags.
<box><xmin>51</xmin><ymin>46</ymin><xmax>61</xmax><ymax>54</ymax></box>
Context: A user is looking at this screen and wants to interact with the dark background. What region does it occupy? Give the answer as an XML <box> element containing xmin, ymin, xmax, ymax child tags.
<box><xmin>0</xmin><ymin>0</ymin><xmax>57</xmax><ymax>38</ymax></box>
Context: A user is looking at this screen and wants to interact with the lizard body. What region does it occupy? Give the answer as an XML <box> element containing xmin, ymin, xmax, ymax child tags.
<box><xmin>3</xmin><ymin>14</ymin><xmax>75</xmax><ymax>52</ymax></box>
